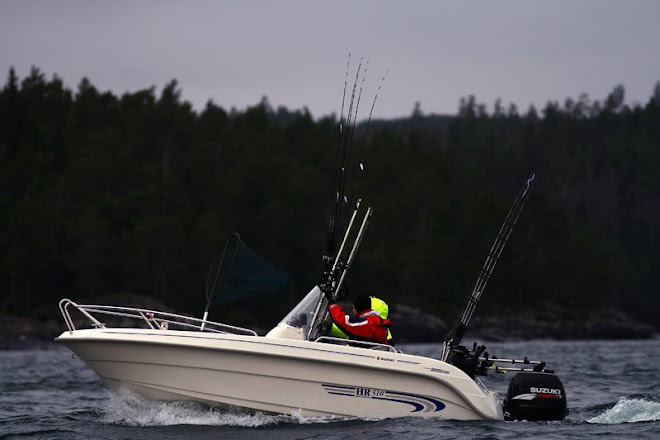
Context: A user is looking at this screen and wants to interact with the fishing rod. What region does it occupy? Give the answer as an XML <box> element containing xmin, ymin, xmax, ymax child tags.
<box><xmin>488</xmin><ymin>364</ymin><xmax>552</xmax><ymax>374</ymax></box>
<box><xmin>442</xmin><ymin>172</ymin><xmax>536</xmax><ymax>363</ymax></box>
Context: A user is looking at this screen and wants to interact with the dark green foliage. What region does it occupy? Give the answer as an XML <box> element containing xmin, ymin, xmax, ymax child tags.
<box><xmin>1</xmin><ymin>68</ymin><xmax>658</xmax><ymax>329</ymax></box>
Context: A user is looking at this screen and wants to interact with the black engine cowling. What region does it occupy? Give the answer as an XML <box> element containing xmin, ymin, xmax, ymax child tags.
<box><xmin>503</xmin><ymin>372</ymin><xmax>568</xmax><ymax>421</ymax></box>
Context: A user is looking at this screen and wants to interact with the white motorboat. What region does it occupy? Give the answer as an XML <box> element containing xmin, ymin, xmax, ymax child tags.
<box><xmin>56</xmin><ymin>286</ymin><xmax>503</xmax><ymax>420</ymax></box>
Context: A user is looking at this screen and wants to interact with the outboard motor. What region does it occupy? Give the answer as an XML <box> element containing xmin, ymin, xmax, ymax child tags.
<box><xmin>503</xmin><ymin>372</ymin><xmax>568</xmax><ymax>421</ymax></box>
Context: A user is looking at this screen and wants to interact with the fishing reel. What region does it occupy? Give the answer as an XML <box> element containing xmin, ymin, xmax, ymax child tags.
<box><xmin>448</xmin><ymin>343</ymin><xmax>493</xmax><ymax>378</ymax></box>
<box><xmin>318</xmin><ymin>272</ymin><xmax>348</xmax><ymax>301</ymax></box>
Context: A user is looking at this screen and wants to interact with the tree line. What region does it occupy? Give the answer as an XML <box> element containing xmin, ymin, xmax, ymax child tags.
<box><xmin>1</xmin><ymin>66</ymin><xmax>659</xmax><ymax>328</ymax></box>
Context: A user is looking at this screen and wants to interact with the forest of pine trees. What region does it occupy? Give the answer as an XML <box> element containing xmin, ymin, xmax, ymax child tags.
<box><xmin>1</xmin><ymin>66</ymin><xmax>659</xmax><ymax>329</ymax></box>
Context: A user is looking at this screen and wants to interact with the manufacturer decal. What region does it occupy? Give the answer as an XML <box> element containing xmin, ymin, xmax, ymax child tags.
<box><xmin>322</xmin><ymin>384</ymin><xmax>445</xmax><ymax>413</ymax></box>
<box><xmin>355</xmin><ymin>388</ymin><xmax>385</xmax><ymax>398</ymax></box>
<box><xmin>530</xmin><ymin>387</ymin><xmax>562</xmax><ymax>395</ymax></box>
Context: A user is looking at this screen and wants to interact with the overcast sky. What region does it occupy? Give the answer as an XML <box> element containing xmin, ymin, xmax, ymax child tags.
<box><xmin>1</xmin><ymin>0</ymin><xmax>659</xmax><ymax>120</ymax></box>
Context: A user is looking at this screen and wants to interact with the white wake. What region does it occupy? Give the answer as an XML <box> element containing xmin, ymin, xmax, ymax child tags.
<box><xmin>101</xmin><ymin>390</ymin><xmax>349</xmax><ymax>427</ymax></box>
<box><xmin>588</xmin><ymin>397</ymin><xmax>660</xmax><ymax>424</ymax></box>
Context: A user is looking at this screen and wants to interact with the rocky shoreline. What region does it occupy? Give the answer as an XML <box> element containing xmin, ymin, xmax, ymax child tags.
<box><xmin>390</xmin><ymin>303</ymin><xmax>657</xmax><ymax>343</ymax></box>
<box><xmin>1</xmin><ymin>299</ymin><xmax>655</xmax><ymax>350</ymax></box>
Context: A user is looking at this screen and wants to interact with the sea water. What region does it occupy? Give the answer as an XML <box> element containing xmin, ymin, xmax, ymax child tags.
<box><xmin>1</xmin><ymin>338</ymin><xmax>659</xmax><ymax>439</ymax></box>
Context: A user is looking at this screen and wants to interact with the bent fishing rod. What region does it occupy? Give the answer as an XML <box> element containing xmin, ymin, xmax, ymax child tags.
<box><xmin>442</xmin><ymin>172</ymin><xmax>536</xmax><ymax>363</ymax></box>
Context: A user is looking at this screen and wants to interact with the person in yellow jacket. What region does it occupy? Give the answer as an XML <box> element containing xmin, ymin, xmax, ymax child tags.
<box><xmin>329</xmin><ymin>295</ymin><xmax>393</xmax><ymax>344</ymax></box>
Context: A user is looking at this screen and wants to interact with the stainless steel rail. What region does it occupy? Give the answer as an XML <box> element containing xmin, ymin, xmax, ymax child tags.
<box><xmin>58</xmin><ymin>298</ymin><xmax>258</xmax><ymax>336</ymax></box>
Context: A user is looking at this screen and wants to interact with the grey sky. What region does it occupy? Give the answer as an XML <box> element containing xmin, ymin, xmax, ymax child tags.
<box><xmin>1</xmin><ymin>0</ymin><xmax>659</xmax><ymax>119</ymax></box>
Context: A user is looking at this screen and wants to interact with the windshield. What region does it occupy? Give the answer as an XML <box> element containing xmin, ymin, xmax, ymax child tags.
<box><xmin>279</xmin><ymin>286</ymin><xmax>325</xmax><ymax>338</ymax></box>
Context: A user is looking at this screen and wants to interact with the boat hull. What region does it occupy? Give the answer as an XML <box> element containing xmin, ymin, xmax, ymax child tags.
<box><xmin>56</xmin><ymin>328</ymin><xmax>503</xmax><ymax>420</ymax></box>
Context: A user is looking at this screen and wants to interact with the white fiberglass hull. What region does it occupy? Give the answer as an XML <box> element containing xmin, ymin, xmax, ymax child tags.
<box><xmin>56</xmin><ymin>328</ymin><xmax>503</xmax><ymax>420</ymax></box>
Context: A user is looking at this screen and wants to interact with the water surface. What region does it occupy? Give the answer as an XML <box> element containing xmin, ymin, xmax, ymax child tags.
<box><xmin>2</xmin><ymin>338</ymin><xmax>659</xmax><ymax>439</ymax></box>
